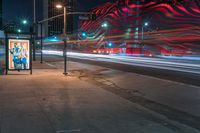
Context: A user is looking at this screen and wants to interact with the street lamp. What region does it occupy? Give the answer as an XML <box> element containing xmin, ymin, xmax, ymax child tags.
<box><xmin>22</xmin><ymin>20</ymin><xmax>28</xmax><ymax>25</ymax></box>
<box><xmin>101</xmin><ymin>22</ymin><xmax>108</xmax><ymax>28</ymax></box>
<box><xmin>39</xmin><ymin>23</ymin><xmax>43</xmax><ymax>64</ymax></box>
<box><xmin>56</xmin><ymin>4</ymin><xmax>63</xmax><ymax>9</ymax></box>
<box><xmin>56</xmin><ymin>3</ymin><xmax>68</xmax><ymax>75</ymax></box>
<box><xmin>33</xmin><ymin>0</ymin><xmax>37</xmax><ymax>61</ymax></box>
<box><xmin>141</xmin><ymin>22</ymin><xmax>149</xmax><ymax>56</ymax></box>
<box><xmin>142</xmin><ymin>22</ymin><xmax>149</xmax><ymax>41</ymax></box>
<box><xmin>101</xmin><ymin>22</ymin><xmax>109</xmax><ymax>48</ymax></box>
<box><xmin>17</xmin><ymin>29</ymin><xmax>22</xmax><ymax>33</ymax></box>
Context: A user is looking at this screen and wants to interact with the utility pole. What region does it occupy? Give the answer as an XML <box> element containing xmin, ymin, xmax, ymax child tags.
<box><xmin>33</xmin><ymin>0</ymin><xmax>36</xmax><ymax>61</ymax></box>
<box><xmin>40</xmin><ymin>23</ymin><xmax>43</xmax><ymax>64</ymax></box>
<box><xmin>34</xmin><ymin>0</ymin><xmax>36</xmax><ymax>23</ymax></box>
<box><xmin>63</xmin><ymin>6</ymin><xmax>68</xmax><ymax>75</ymax></box>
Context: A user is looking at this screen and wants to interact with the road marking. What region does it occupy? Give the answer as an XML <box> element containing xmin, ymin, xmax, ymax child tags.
<box><xmin>56</xmin><ymin>129</ymin><xmax>81</xmax><ymax>133</ymax></box>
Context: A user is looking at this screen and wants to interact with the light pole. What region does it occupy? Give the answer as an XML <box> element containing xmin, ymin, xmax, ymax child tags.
<box><xmin>22</xmin><ymin>20</ymin><xmax>28</xmax><ymax>25</ymax></box>
<box><xmin>40</xmin><ymin>23</ymin><xmax>43</xmax><ymax>64</ymax></box>
<box><xmin>37</xmin><ymin>7</ymin><xmax>96</xmax><ymax>75</ymax></box>
<box><xmin>17</xmin><ymin>29</ymin><xmax>22</xmax><ymax>33</ymax></box>
<box><xmin>56</xmin><ymin>4</ymin><xmax>68</xmax><ymax>75</ymax></box>
<box><xmin>33</xmin><ymin>0</ymin><xmax>36</xmax><ymax>23</ymax></box>
<box><xmin>21</xmin><ymin>19</ymin><xmax>28</xmax><ymax>32</ymax></box>
<box><xmin>142</xmin><ymin>22</ymin><xmax>148</xmax><ymax>41</ymax></box>
<box><xmin>141</xmin><ymin>22</ymin><xmax>149</xmax><ymax>55</ymax></box>
<box><xmin>101</xmin><ymin>22</ymin><xmax>108</xmax><ymax>28</ymax></box>
<box><xmin>33</xmin><ymin>0</ymin><xmax>36</xmax><ymax>61</ymax></box>
<box><xmin>101</xmin><ymin>22</ymin><xmax>109</xmax><ymax>48</ymax></box>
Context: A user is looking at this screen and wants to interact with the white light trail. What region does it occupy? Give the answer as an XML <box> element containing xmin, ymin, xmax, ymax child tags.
<box><xmin>42</xmin><ymin>50</ymin><xmax>200</xmax><ymax>75</ymax></box>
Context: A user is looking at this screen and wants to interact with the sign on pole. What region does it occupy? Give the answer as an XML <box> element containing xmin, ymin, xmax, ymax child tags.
<box><xmin>8</xmin><ymin>39</ymin><xmax>30</xmax><ymax>70</ymax></box>
<box><xmin>79</xmin><ymin>16</ymin><xmax>89</xmax><ymax>20</ymax></box>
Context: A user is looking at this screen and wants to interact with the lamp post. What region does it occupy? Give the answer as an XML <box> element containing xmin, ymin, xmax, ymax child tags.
<box><xmin>40</xmin><ymin>23</ymin><xmax>43</xmax><ymax>64</ymax></box>
<box><xmin>37</xmin><ymin>4</ymin><xmax>95</xmax><ymax>75</ymax></box>
<box><xmin>17</xmin><ymin>29</ymin><xmax>22</xmax><ymax>33</ymax></box>
<box><xmin>141</xmin><ymin>22</ymin><xmax>149</xmax><ymax>55</ymax></box>
<box><xmin>101</xmin><ymin>22</ymin><xmax>109</xmax><ymax>48</ymax></box>
<box><xmin>33</xmin><ymin>0</ymin><xmax>36</xmax><ymax>24</ymax></box>
<box><xmin>101</xmin><ymin>22</ymin><xmax>108</xmax><ymax>28</ymax></box>
<box><xmin>142</xmin><ymin>22</ymin><xmax>148</xmax><ymax>41</ymax></box>
<box><xmin>56</xmin><ymin>4</ymin><xmax>68</xmax><ymax>75</ymax></box>
<box><xmin>22</xmin><ymin>20</ymin><xmax>28</xmax><ymax>25</ymax></box>
<box><xmin>33</xmin><ymin>0</ymin><xmax>36</xmax><ymax>61</ymax></box>
<box><xmin>21</xmin><ymin>19</ymin><xmax>28</xmax><ymax>32</ymax></box>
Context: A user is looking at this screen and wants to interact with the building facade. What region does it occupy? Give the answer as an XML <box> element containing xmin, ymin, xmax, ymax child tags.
<box><xmin>78</xmin><ymin>0</ymin><xmax>200</xmax><ymax>56</ymax></box>
<box><xmin>43</xmin><ymin>0</ymin><xmax>76</xmax><ymax>37</ymax></box>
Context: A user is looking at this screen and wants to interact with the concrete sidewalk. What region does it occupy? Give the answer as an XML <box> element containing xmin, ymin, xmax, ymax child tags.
<box><xmin>0</xmin><ymin>61</ymin><xmax>200</xmax><ymax>133</ymax></box>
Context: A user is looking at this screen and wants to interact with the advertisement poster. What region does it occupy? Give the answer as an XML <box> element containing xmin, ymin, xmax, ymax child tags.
<box><xmin>8</xmin><ymin>39</ymin><xmax>30</xmax><ymax>70</ymax></box>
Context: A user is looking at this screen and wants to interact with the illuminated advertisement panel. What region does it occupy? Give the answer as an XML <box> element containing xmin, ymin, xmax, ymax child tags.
<box><xmin>8</xmin><ymin>39</ymin><xmax>30</xmax><ymax>70</ymax></box>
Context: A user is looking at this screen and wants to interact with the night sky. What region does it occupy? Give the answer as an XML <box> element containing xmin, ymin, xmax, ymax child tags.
<box><xmin>2</xmin><ymin>0</ymin><xmax>112</xmax><ymax>24</ymax></box>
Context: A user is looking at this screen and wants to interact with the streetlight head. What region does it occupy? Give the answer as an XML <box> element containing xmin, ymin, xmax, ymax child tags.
<box><xmin>108</xmin><ymin>42</ymin><xmax>113</xmax><ymax>47</ymax></box>
<box><xmin>82</xmin><ymin>32</ymin><xmax>87</xmax><ymax>37</ymax></box>
<box><xmin>144</xmin><ymin>22</ymin><xmax>149</xmax><ymax>26</ymax></box>
<box><xmin>17</xmin><ymin>29</ymin><xmax>21</xmax><ymax>33</ymax></box>
<box><xmin>101</xmin><ymin>22</ymin><xmax>108</xmax><ymax>28</ymax></box>
<box><xmin>56</xmin><ymin>4</ymin><xmax>63</xmax><ymax>9</ymax></box>
<box><xmin>22</xmin><ymin>20</ymin><xmax>28</xmax><ymax>25</ymax></box>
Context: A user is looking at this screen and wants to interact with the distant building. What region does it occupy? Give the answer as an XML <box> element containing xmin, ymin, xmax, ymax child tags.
<box><xmin>43</xmin><ymin>0</ymin><xmax>76</xmax><ymax>37</ymax></box>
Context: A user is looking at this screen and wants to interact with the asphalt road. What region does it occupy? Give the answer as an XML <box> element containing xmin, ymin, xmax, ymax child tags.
<box><xmin>41</xmin><ymin>51</ymin><xmax>200</xmax><ymax>86</ymax></box>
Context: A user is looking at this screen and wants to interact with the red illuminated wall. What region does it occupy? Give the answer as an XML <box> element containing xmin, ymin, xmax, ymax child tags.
<box><xmin>79</xmin><ymin>0</ymin><xmax>200</xmax><ymax>56</ymax></box>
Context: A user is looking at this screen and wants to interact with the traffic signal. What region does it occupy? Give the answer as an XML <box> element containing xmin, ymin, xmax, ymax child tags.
<box><xmin>90</xmin><ymin>13</ymin><xmax>97</xmax><ymax>21</ymax></box>
<box><xmin>80</xmin><ymin>32</ymin><xmax>87</xmax><ymax>39</ymax></box>
<box><xmin>82</xmin><ymin>32</ymin><xmax>87</xmax><ymax>37</ymax></box>
<box><xmin>108</xmin><ymin>42</ymin><xmax>113</xmax><ymax>47</ymax></box>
